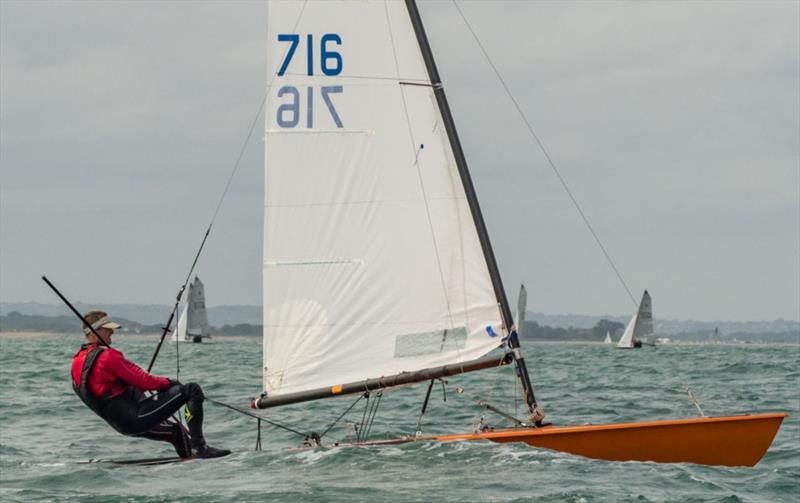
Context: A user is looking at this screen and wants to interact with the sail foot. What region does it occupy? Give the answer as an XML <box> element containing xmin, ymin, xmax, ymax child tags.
<box><xmin>254</xmin><ymin>352</ymin><xmax>512</xmax><ymax>409</ymax></box>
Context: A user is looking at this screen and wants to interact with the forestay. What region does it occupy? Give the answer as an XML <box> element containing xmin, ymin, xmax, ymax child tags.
<box><xmin>262</xmin><ymin>0</ymin><xmax>504</xmax><ymax>398</ymax></box>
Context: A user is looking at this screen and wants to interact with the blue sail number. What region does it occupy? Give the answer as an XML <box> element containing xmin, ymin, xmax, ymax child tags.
<box><xmin>277</xmin><ymin>86</ymin><xmax>343</xmax><ymax>129</ymax></box>
<box><xmin>276</xmin><ymin>33</ymin><xmax>343</xmax><ymax>128</ymax></box>
<box><xmin>277</xmin><ymin>33</ymin><xmax>342</xmax><ymax>77</ymax></box>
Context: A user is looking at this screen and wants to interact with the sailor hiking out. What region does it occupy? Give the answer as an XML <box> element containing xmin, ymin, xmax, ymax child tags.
<box><xmin>71</xmin><ymin>310</ymin><xmax>229</xmax><ymax>459</ymax></box>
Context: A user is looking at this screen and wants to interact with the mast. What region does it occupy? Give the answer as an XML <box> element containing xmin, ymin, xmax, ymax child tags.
<box><xmin>403</xmin><ymin>0</ymin><xmax>542</xmax><ymax>421</ymax></box>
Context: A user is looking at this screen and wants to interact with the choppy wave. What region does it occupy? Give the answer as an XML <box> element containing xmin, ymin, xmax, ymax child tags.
<box><xmin>0</xmin><ymin>336</ymin><xmax>797</xmax><ymax>502</ymax></box>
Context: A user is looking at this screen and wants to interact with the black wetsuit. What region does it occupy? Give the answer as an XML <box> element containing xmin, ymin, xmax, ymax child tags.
<box><xmin>73</xmin><ymin>345</ymin><xmax>207</xmax><ymax>458</ymax></box>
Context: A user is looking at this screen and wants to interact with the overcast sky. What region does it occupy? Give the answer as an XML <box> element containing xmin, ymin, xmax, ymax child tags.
<box><xmin>1</xmin><ymin>1</ymin><xmax>798</xmax><ymax>322</ymax></box>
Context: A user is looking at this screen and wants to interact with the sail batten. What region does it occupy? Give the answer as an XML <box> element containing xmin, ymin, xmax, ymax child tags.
<box><xmin>262</xmin><ymin>0</ymin><xmax>505</xmax><ymax>400</ymax></box>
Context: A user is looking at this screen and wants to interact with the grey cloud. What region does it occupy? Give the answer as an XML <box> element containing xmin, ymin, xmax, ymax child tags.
<box><xmin>1</xmin><ymin>0</ymin><xmax>797</xmax><ymax>321</ymax></box>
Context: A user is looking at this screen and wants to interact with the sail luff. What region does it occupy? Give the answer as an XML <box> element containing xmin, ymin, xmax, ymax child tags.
<box><xmin>403</xmin><ymin>0</ymin><xmax>541</xmax><ymax>421</ymax></box>
<box><xmin>403</xmin><ymin>0</ymin><xmax>512</xmax><ymax>330</ymax></box>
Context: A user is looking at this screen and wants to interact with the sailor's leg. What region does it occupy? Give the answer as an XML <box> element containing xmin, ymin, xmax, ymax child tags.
<box><xmin>131</xmin><ymin>384</ymin><xmax>190</xmax><ymax>431</ymax></box>
<box><xmin>181</xmin><ymin>383</ymin><xmax>206</xmax><ymax>449</ymax></box>
<box><xmin>118</xmin><ymin>383</ymin><xmax>226</xmax><ymax>458</ymax></box>
<box><xmin>131</xmin><ymin>422</ymin><xmax>192</xmax><ymax>458</ymax></box>
<box><xmin>176</xmin><ymin>383</ymin><xmax>229</xmax><ymax>458</ymax></box>
<box><xmin>130</xmin><ymin>382</ymin><xmax>207</xmax><ymax>448</ymax></box>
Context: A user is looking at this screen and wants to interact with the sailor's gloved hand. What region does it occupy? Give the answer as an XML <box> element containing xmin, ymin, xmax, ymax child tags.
<box><xmin>167</xmin><ymin>378</ymin><xmax>182</xmax><ymax>388</ymax></box>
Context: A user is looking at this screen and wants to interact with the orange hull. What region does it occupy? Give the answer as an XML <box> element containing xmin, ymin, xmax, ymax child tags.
<box><xmin>435</xmin><ymin>413</ymin><xmax>787</xmax><ymax>467</ymax></box>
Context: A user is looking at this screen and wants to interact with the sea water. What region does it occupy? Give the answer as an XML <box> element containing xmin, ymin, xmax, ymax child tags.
<box><xmin>0</xmin><ymin>335</ymin><xmax>797</xmax><ymax>502</ymax></box>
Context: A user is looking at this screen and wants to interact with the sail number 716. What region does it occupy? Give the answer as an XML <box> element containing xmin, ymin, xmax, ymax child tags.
<box><xmin>276</xmin><ymin>33</ymin><xmax>344</xmax><ymax>129</ymax></box>
<box><xmin>277</xmin><ymin>34</ymin><xmax>342</xmax><ymax>76</ymax></box>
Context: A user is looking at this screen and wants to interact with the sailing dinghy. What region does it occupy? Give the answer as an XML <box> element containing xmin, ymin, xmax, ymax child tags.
<box><xmin>617</xmin><ymin>290</ymin><xmax>656</xmax><ymax>349</ymax></box>
<box><xmin>171</xmin><ymin>277</ymin><xmax>212</xmax><ymax>343</ymax></box>
<box><xmin>169</xmin><ymin>302</ymin><xmax>188</xmax><ymax>343</ymax></box>
<box><xmin>251</xmin><ymin>0</ymin><xmax>786</xmax><ymax>466</ymax></box>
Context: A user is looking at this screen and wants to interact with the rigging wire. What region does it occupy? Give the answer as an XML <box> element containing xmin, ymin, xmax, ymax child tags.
<box><xmin>205</xmin><ymin>397</ymin><xmax>310</xmax><ymax>439</ymax></box>
<box><xmin>154</xmin><ymin>0</ymin><xmax>312</xmax><ymax>375</ymax></box>
<box><xmin>383</xmin><ymin>0</ymin><xmax>459</xmax><ymax>332</ymax></box>
<box><xmin>451</xmin><ymin>0</ymin><xmax>637</xmax><ymax>308</ymax></box>
<box><xmin>175</xmin><ymin>316</ymin><xmax>180</xmax><ymax>381</ymax></box>
<box><xmin>362</xmin><ymin>391</ymin><xmax>383</xmax><ymax>441</ymax></box>
<box><xmin>319</xmin><ymin>393</ymin><xmax>366</xmax><ymax>439</ymax></box>
<box><xmin>161</xmin><ymin>89</ymin><xmax>266</xmax><ymax>376</ymax></box>
<box><xmin>451</xmin><ymin>2</ymin><xmax>711</xmax><ymax>415</ymax></box>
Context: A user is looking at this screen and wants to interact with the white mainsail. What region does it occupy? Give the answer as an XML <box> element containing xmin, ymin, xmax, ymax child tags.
<box><xmin>170</xmin><ymin>303</ymin><xmax>188</xmax><ymax>343</ymax></box>
<box><xmin>262</xmin><ymin>0</ymin><xmax>504</xmax><ymax>398</ymax></box>
<box><xmin>617</xmin><ymin>290</ymin><xmax>654</xmax><ymax>349</ymax></box>
<box><xmin>603</xmin><ymin>331</ymin><xmax>612</xmax><ymax>344</ymax></box>
<box><xmin>616</xmin><ymin>312</ymin><xmax>638</xmax><ymax>348</ymax></box>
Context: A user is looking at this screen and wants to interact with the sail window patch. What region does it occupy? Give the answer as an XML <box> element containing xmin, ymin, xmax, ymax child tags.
<box><xmin>393</xmin><ymin>327</ymin><xmax>467</xmax><ymax>358</ymax></box>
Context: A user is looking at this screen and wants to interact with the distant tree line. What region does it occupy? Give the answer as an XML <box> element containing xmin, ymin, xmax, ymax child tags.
<box><xmin>214</xmin><ymin>324</ymin><xmax>261</xmax><ymax>336</ymax></box>
<box><xmin>3</xmin><ymin>312</ymin><xmax>796</xmax><ymax>342</ymax></box>
<box><xmin>0</xmin><ymin>312</ymin><xmax>260</xmax><ymax>336</ymax></box>
<box><xmin>520</xmin><ymin>319</ymin><xmax>625</xmax><ymax>342</ymax></box>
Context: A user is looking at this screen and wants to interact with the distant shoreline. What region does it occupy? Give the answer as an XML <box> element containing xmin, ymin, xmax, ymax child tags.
<box><xmin>1</xmin><ymin>332</ymin><xmax>796</xmax><ymax>347</ymax></box>
<box><xmin>0</xmin><ymin>331</ymin><xmax>63</xmax><ymax>338</ymax></box>
<box><xmin>0</xmin><ymin>331</ymin><xmax>166</xmax><ymax>339</ymax></box>
<box><xmin>0</xmin><ymin>332</ymin><xmax>258</xmax><ymax>342</ymax></box>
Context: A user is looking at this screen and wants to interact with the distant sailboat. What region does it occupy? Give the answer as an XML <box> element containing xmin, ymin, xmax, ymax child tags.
<box><xmin>603</xmin><ymin>331</ymin><xmax>612</xmax><ymax>344</ymax></box>
<box><xmin>617</xmin><ymin>290</ymin><xmax>654</xmax><ymax>349</ymax></box>
<box><xmin>516</xmin><ymin>284</ymin><xmax>527</xmax><ymax>338</ymax></box>
<box><xmin>169</xmin><ymin>303</ymin><xmax>188</xmax><ymax>343</ymax></box>
<box><xmin>171</xmin><ymin>277</ymin><xmax>211</xmax><ymax>343</ymax></box>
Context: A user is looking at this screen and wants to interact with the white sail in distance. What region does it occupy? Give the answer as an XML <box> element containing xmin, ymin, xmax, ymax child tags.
<box><xmin>170</xmin><ymin>304</ymin><xmax>188</xmax><ymax>343</ymax></box>
<box><xmin>636</xmin><ymin>290</ymin><xmax>654</xmax><ymax>339</ymax></box>
<box><xmin>262</xmin><ymin>0</ymin><xmax>505</xmax><ymax>398</ymax></box>
<box><xmin>516</xmin><ymin>284</ymin><xmax>527</xmax><ymax>337</ymax></box>
<box><xmin>186</xmin><ymin>277</ymin><xmax>211</xmax><ymax>341</ymax></box>
<box><xmin>617</xmin><ymin>290</ymin><xmax>653</xmax><ymax>348</ymax></box>
<box><xmin>617</xmin><ymin>312</ymin><xmax>638</xmax><ymax>348</ymax></box>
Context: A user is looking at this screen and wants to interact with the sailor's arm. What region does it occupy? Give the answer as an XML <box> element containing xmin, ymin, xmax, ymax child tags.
<box><xmin>107</xmin><ymin>349</ymin><xmax>171</xmax><ymax>391</ymax></box>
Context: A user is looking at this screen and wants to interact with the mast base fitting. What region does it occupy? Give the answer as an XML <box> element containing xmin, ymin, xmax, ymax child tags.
<box><xmin>529</xmin><ymin>406</ymin><xmax>545</xmax><ymax>424</ymax></box>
